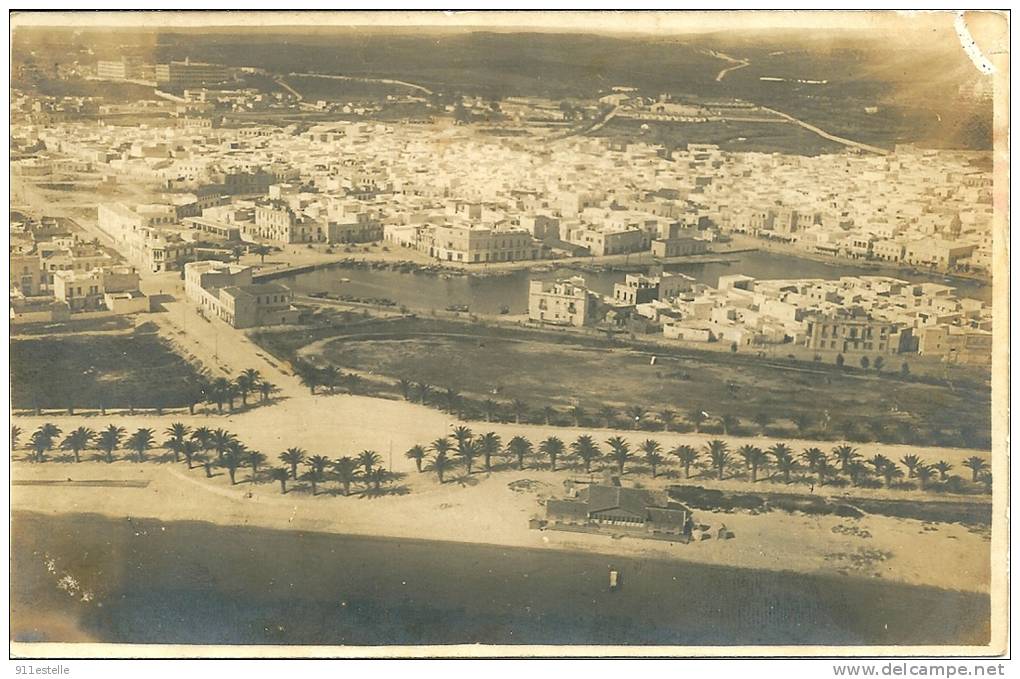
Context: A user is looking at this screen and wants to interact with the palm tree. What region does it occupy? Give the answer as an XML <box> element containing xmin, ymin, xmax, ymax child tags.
<box><xmin>415</xmin><ymin>381</ymin><xmax>432</xmax><ymax>404</ymax></box>
<box><xmin>510</xmin><ymin>399</ymin><xmax>528</xmax><ymax>424</ymax></box>
<box><xmin>846</xmin><ymin>461</ymin><xmax>869</xmax><ymax>487</ymax></box>
<box><xmin>398</xmin><ymin>378</ymin><xmax>413</xmax><ymax>401</ymax></box>
<box><xmin>258</xmin><ymin>381</ymin><xmax>278</xmax><ymax>403</ymax></box>
<box><xmin>457</xmin><ymin>439</ymin><xmax>480</xmax><ymax>474</ymax></box>
<box><xmin>477</xmin><ymin>432</ymin><xmax>501</xmax><ymax>472</ymax></box>
<box><xmin>442</xmin><ymin>387</ymin><xmax>461</xmax><ymax>415</ymax></box>
<box><xmin>658</xmin><ymin>408</ymin><xmax>676</xmax><ymax>432</ymax></box>
<box><xmin>719</xmin><ymin>414</ymin><xmax>739</xmax><ymax>436</ymax></box>
<box><xmin>357</xmin><ymin>450</ymin><xmax>382</xmax><ymax>476</ymax></box>
<box><xmin>452</xmin><ymin>426</ymin><xmax>473</xmax><ymax>450</ymax></box>
<box><xmin>280</xmin><ymin>447</ymin><xmax>307</xmax><ymax>480</ymax></box>
<box><xmin>180</xmin><ymin>440</ymin><xmax>199</xmax><ymax>469</ymax></box>
<box><xmin>625</xmin><ymin>405</ymin><xmax>646</xmax><ymax>430</ymax></box>
<box><xmin>235</xmin><ymin>368</ymin><xmax>261</xmax><ymax>406</ymax></box>
<box><xmin>737</xmin><ymin>445</ymin><xmax>767</xmax><ymax>483</ymax></box>
<box><xmin>246</xmin><ymin>450</ymin><xmax>266</xmax><ymax>480</ymax></box>
<box><xmin>507</xmin><ymin>436</ymin><xmax>532</xmax><ymax>470</ymax></box>
<box><xmin>597</xmin><ymin>405</ymin><xmax>615</xmax><ymax>428</ymax></box>
<box><xmin>963</xmin><ymin>456</ymin><xmax>989</xmax><ymax>483</ymax></box>
<box><xmin>431</xmin><ymin>436</ymin><xmax>453</xmax><ymax>459</ymax></box>
<box><xmin>801</xmin><ymin>447</ymin><xmax>827</xmax><ymax>481</ymax></box>
<box><xmin>934</xmin><ymin>460</ymin><xmax>953</xmax><ymax>481</ymax></box>
<box><xmin>40</xmin><ymin>423</ymin><xmax>62</xmax><ymax>442</ymax></box>
<box><xmin>833</xmin><ymin>445</ymin><xmax>861</xmax><ymax>474</ymax></box>
<box><xmin>868</xmin><ymin>454</ymin><xmax>900</xmax><ymax>488</ymax></box>
<box><xmin>97</xmin><ymin>425</ymin><xmax>124</xmax><ymax>463</ymax></box>
<box><xmin>570</xmin><ymin>405</ymin><xmax>586</xmax><ymax>427</ymax></box>
<box><xmin>60</xmin><ymin>427</ymin><xmax>94</xmax><ymax>463</ymax></box>
<box><xmin>210</xmin><ymin>377</ymin><xmax>232</xmax><ymax>412</ymax></box>
<box><xmin>405</xmin><ymin>444</ymin><xmax>427</xmax><ymax>473</ymax></box>
<box><xmin>343</xmin><ymin>373</ymin><xmax>362</xmax><ymax>396</ymax></box>
<box><xmin>571</xmin><ymin>435</ymin><xmax>600</xmax><ymax>474</ymax></box>
<box><xmin>191</xmin><ymin>427</ymin><xmax>213</xmax><ymax>455</ymax></box>
<box><xmin>538</xmin><ymin>405</ymin><xmax>555</xmax><ymax>426</ymax></box>
<box><xmin>333</xmin><ymin>457</ymin><xmax>359</xmax><ymax>496</ymax></box>
<box><xmin>298</xmin><ymin>365</ymin><xmax>321</xmax><ymax>395</ymax></box>
<box><xmin>768</xmin><ymin>443</ymin><xmax>796</xmax><ymax>483</ymax></box>
<box><xmin>211</xmin><ymin>428</ymin><xmax>235</xmax><ymax>462</ymax></box>
<box><xmin>639</xmin><ymin>439</ymin><xmax>664</xmax><ymax>478</ymax></box>
<box><xmin>11</xmin><ymin>425</ymin><xmax>22</xmax><ymax>450</ymax></box>
<box><xmin>306</xmin><ymin>454</ymin><xmax>331</xmax><ymax>495</ymax></box>
<box><xmin>428</xmin><ymin>451</ymin><xmax>456</xmax><ymax>484</ymax></box>
<box><xmin>367</xmin><ymin>467</ymin><xmax>390</xmax><ymax>491</ymax></box>
<box><xmin>605</xmin><ymin>436</ymin><xmax>632</xmax><ymax>475</ymax></box>
<box><xmin>671</xmin><ymin>444</ymin><xmax>699</xmax><ymax>479</ymax></box>
<box><xmin>220</xmin><ymin>445</ymin><xmax>244</xmax><ymax>485</ymax></box>
<box><xmin>482</xmin><ymin>399</ymin><xmax>499</xmax><ymax>423</ymax></box>
<box><xmin>916</xmin><ymin>464</ymin><xmax>936</xmax><ymax>490</ymax></box>
<box><xmin>320</xmin><ymin>366</ymin><xmax>341</xmax><ymax>394</ymax></box>
<box><xmin>753</xmin><ymin>412</ymin><xmax>771</xmax><ymax>433</ymax></box>
<box><xmin>900</xmin><ymin>454</ymin><xmax>922</xmax><ymax>478</ymax></box>
<box><xmin>126</xmin><ymin>428</ymin><xmax>155</xmax><ymax>463</ymax></box>
<box><xmin>28</xmin><ymin>428</ymin><xmax>54</xmax><ymax>463</ymax></box>
<box><xmin>164</xmin><ymin>422</ymin><xmax>190</xmax><ymax>463</ymax></box>
<box><xmin>269</xmin><ymin>467</ymin><xmax>290</xmax><ymax>494</ymax></box>
<box><xmin>539</xmin><ymin>436</ymin><xmax>565</xmax><ymax>472</ymax></box>
<box><xmin>791</xmin><ymin>413</ymin><xmax>812</xmax><ymax>435</ymax></box>
<box><xmin>688</xmin><ymin>408</ymin><xmax>708</xmax><ymax>434</ymax></box>
<box><xmin>705</xmin><ymin>439</ymin><xmax>730</xmax><ymax>480</ymax></box>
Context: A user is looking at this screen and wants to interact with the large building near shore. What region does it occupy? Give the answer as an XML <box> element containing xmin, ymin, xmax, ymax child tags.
<box><xmin>156</xmin><ymin>59</ymin><xmax>230</xmax><ymax>89</ymax></box>
<box><xmin>184</xmin><ymin>260</ymin><xmax>299</xmax><ymax>329</ymax></box>
<box><xmin>528</xmin><ymin>276</ymin><xmax>599</xmax><ymax>327</ymax></box>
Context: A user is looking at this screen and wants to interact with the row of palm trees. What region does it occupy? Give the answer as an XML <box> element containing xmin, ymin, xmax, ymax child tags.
<box><xmin>386</xmin><ymin>379</ymin><xmax>979</xmax><ymax>448</ymax></box>
<box><xmin>12</xmin><ymin>422</ymin><xmax>398</xmax><ymax>498</ymax></box>
<box><xmin>397</xmin><ymin>426</ymin><xmax>992</xmax><ymax>494</ymax></box>
<box><xmin>293</xmin><ymin>361</ymin><xmax>363</xmax><ymax>396</ymax></box>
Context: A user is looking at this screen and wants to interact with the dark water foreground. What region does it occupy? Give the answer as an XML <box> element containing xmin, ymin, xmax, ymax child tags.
<box><xmin>12</xmin><ymin>512</ymin><xmax>989</xmax><ymax>647</ymax></box>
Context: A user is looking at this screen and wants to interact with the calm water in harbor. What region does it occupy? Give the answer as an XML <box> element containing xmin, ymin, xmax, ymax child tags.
<box><xmin>281</xmin><ymin>250</ymin><xmax>990</xmax><ymax>315</ymax></box>
<box><xmin>12</xmin><ymin>512</ymin><xmax>989</xmax><ymax>646</ymax></box>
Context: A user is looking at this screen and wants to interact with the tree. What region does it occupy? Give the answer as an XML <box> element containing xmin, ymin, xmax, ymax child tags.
<box><xmin>298</xmin><ymin>365</ymin><xmax>321</xmax><ymax>395</ymax></box>
<box><xmin>833</xmin><ymin>445</ymin><xmax>860</xmax><ymax>474</ymax></box>
<box><xmin>846</xmin><ymin>461</ymin><xmax>868</xmax><ymax>487</ymax></box>
<box><xmin>737</xmin><ymin>445</ymin><xmax>767</xmax><ymax>483</ymax></box>
<box><xmin>859</xmin><ymin>356</ymin><xmax>870</xmax><ymax>370</ymax></box>
<box><xmin>916</xmin><ymin>464</ymin><xmax>936</xmax><ymax>491</ymax></box>
<box><xmin>367</xmin><ymin>467</ymin><xmax>390</xmax><ymax>491</ymax></box>
<box><xmin>236</xmin><ymin>368</ymin><xmax>261</xmax><ymax>406</ymax></box>
<box><xmin>431</xmin><ymin>436</ymin><xmax>453</xmax><ymax>460</ymax></box>
<box><xmin>598</xmin><ymin>405</ymin><xmax>615</xmax><ymax>428</ymax></box>
<box><xmin>869</xmin><ymin>454</ymin><xmax>900</xmax><ymax>488</ymax></box>
<box><xmin>934</xmin><ymin>460</ymin><xmax>953</xmax><ymax>481</ymax></box>
<box><xmin>658</xmin><ymin>408</ymin><xmax>676</xmax><ymax>432</ymax></box>
<box><xmin>357</xmin><ymin>450</ymin><xmax>382</xmax><ymax>476</ymax></box>
<box><xmin>605</xmin><ymin>436</ymin><xmax>632</xmax><ymax>475</ymax></box>
<box><xmin>625</xmin><ymin>405</ymin><xmax>646</xmax><ymax>430</ymax></box>
<box><xmin>511</xmin><ymin>399</ymin><xmax>528</xmax><ymax>424</ymax></box>
<box><xmin>306</xmin><ymin>454</ymin><xmax>331</xmax><ymax>494</ymax></box>
<box><xmin>415</xmin><ymin>381</ymin><xmax>432</xmax><ymax>405</ymax></box>
<box><xmin>405</xmin><ymin>444</ymin><xmax>427</xmax><ymax>473</ymax></box>
<box><xmin>210</xmin><ymin>377</ymin><xmax>232</xmax><ymax>412</ymax></box>
<box><xmin>280</xmin><ymin>447</ymin><xmax>306</xmax><ymax>480</ymax></box>
<box><xmin>506</xmin><ymin>436</ymin><xmax>533</xmax><ymax>470</ymax></box>
<box><xmin>801</xmin><ymin>447</ymin><xmax>827</xmax><ymax>484</ymax></box>
<box><xmin>398</xmin><ymin>378</ymin><xmax>413</xmax><ymax>401</ymax></box>
<box><xmin>191</xmin><ymin>427</ymin><xmax>213</xmax><ymax>456</ymax></box>
<box><xmin>540</xmin><ymin>405</ymin><xmax>557</xmax><ymax>426</ymax></box>
<box><xmin>899</xmin><ymin>454</ymin><xmax>922</xmax><ymax>478</ymax></box>
<box><xmin>220</xmin><ymin>445</ymin><xmax>244</xmax><ymax>485</ymax></box>
<box><xmin>452</xmin><ymin>426</ymin><xmax>473</xmax><ymax>450</ymax></box>
<box><xmin>320</xmin><ymin>366</ymin><xmax>341</xmax><ymax>394</ymax></box>
<box><xmin>28</xmin><ymin>428</ymin><xmax>54</xmax><ymax>463</ymax></box>
<box><xmin>814</xmin><ymin>455</ymin><xmax>834</xmax><ymax>486</ymax></box>
<box><xmin>900</xmin><ymin>361</ymin><xmax>911</xmax><ymax>377</ymax></box>
<box><xmin>571</xmin><ymin>435</ymin><xmax>601</xmax><ymax>474</ymax></box>
<box><xmin>258</xmin><ymin>381</ymin><xmax>278</xmax><ymax>403</ymax></box>
<box><xmin>164</xmin><ymin>422</ymin><xmax>191</xmax><ymax>463</ymax></box>
<box><xmin>752</xmin><ymin>412</ymin><xmax>771</xmax><ymax>433</ymax></box>
<box><xmin>720</xmin><ymin>414</ymin><xmax>739</xmax><ymax>436</ymax></box>
<box><xmin>11</xmin><ymin>425</ymin><xmax>22</xmax><ymax>450</ymax></box>
<box><xmin>478</xmin><ymin>432</ymin><xmax>501</xmax><ymax>472</ymax></box>
<box><xmin>483</xmin><ymin>399</ymin><xmax>499</xmax><ymax>423</ymax></box>
<box><xmin>126</xmin><ymin>428</ymin><xmax>155</xmax><ymax>463</ymax></box>
<box><xmin>442</xmin><ymin>387</ymin><xmax>461</xmax><ymax>415</ymax></box>
<box><xmin>873</xmin><ymin>356</ymin><xmax>885</xmax><ymax>371</ymax></box>
<box><xmin>706</xmin><ymin>439</ymin><xmax>730</xmax><ymax>480</ymax></box>
<box><xmin>60</xmin><ymin>427</ymin><xmax>94</xmax><ymax>464</ymax></box>
<box><xmin>539</xmin><ymin>436</ymin><xmax>565</xmax><ymax>472</ymax></box>
<box><xmin>671</xmin><ymin>444</ymin><xmax>699</xmax><ymax>479</ymax></box>
<box><xmin>180</xmin><ymin>440</ymin><xmax>199</xmax><ymax>469</ymax></box>
<box><xmin>688</xmin><ymin>408</ymin><xmax>708</xmax><ymax>434</ymax></box>
<box><xmin>211</xmin><ymin>428</ymin><xmax>236</xmax><ymax>462</ymax></box>
<box><xmin>570</xmin><ymin>405</ymin><xmax>586</xmax><ymax>427</ymax></box>
<box><xmin>768</xmin><ymin>443</ymin><xmax>795</xmax><ymax>483</ymax></box>
<box><xmin>97</xmin><ymin>424</ymin><xmax>124</xmax><ymax>463</ymax></box>
<box><xmin>456</xmin><ymin>439</ymin><xmax>480</xmax><ymax>474</ymax></box>
<box><xmin>333</xmin><ymin>456</ymin><xmax>359</xmax><ymax>496</ymax></box>
<box><xmin>246</xmin><ymin>450</ymin><xmax>266</xmax><ymax>479</ymax></box>
<box><xmin>639</xmin><ymin>439</ymin><xmax>664</xmax><ymax>478</ymax></box>
<box><xmin>427</xmin><ymin>451</ymin><xmax>456</xmax><ymax>483</ymax></box>
<box><xmin>963</xmin><ymin>456</ymin><xmax>989</xmax><ymax>483</ymax></box>
<box><xmin>835</xmin><ymin>353</ymin><xmax>845</xmax><ymax>369</ymax></box>
<box><xmin>269</xmin><ymin>467</ymin><xmax>289</xmax><ymax>494</ymax></box>
<box><xmin>791</xmin><ymin>413</ymin><xmax>812</xmax><ymax>435</ymax></box>
<box><xmin>253</xmin><ymin>243</ymin><xmax>271</xmax><ymax>264</ymax></box>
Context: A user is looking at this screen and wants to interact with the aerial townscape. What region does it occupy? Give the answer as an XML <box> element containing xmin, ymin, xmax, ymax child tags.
<box><xmin>9</xmin><ymin>13</ymin><xmax>1004</xmax><ymax>653</ymax></box>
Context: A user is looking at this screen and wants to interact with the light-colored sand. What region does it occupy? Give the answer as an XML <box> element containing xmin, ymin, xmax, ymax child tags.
<box><xmin>11</xmin><ymin>392</ymin><xmax>992</xmax><ymax>594</ymax></box>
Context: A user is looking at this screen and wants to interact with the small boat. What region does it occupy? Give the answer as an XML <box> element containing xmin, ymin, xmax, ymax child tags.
<box><xmin>608</xmin><ymin>566</ymin><xmax>620</xmax><ymax>591</ymax></box>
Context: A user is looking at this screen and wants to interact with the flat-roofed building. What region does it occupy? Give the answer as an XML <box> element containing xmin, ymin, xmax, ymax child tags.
<box><xmin>528</xmin><ymin>276</ymin><xmax>598</xmax><ymax>327</ymax></box>
<box><xmin>184</xmin><ymin>260</ymin><xmax>298</xmax><ymax>329</ymax></box>
<box><xmin>156</xmin><ymin>60</ymin><xmax>229</xmax><ymax>88</ymax></box>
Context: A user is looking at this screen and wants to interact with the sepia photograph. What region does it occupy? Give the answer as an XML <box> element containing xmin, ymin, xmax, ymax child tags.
<box><xmin>7</xmin><ymin>9</ymin><xmax>1010</xmax><ymax>661</ymax></box>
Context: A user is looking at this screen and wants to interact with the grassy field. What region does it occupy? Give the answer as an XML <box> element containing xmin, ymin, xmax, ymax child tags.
<box><xmin>252</xmin><ymin>316</ymin><xmax>991</xmax><ymax>449</ymax></box>
<box><xmin>11</xmin><ymin>330</ymin><xmax>208</xmax><ymax>410</ymax></box>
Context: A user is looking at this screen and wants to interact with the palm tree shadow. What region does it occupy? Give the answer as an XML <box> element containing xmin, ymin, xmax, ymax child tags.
<box><xmin>359</xmin><ymin>484</ymin><xmax>412</xmax><ymax>498</ymax></box>
<box><xmin>452</xmin><ymin>474</ymin><xmax>480</xmax><ymax>488</ymax></box>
